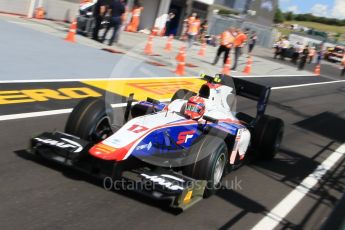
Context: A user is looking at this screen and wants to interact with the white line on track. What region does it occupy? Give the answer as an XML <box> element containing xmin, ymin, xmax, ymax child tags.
<box><xmin>0</xmin><ymin>99</ymin><xmax>171</xmax><ymax>122</ymax></box>
<box><xmin>272</xmin><ymin>79</ymin><xmax>345</xmax><ymax>90</ymax></box>
<box><xmin>0</xmin><ymin>108</ymin><xmax>72</xmax><ymax>121</ymax></box>
<box><xmin>0</xmin><ymin>76</ymin><xmax>200</xmax><ymax>83</ymax></box>
<box><xmin>234</xmin><ymin>74</ymin><xmax>314</xmax><ymax>78</ymax></box>
<box><xmin>251</xmin><ymin>143</ymin><xmax>345</xmax><ymax>230</ymax></box>
<box><xmin>0</xmin><ymin>103</ymin><xmax>128</xmax><ymax>121</ymax></box>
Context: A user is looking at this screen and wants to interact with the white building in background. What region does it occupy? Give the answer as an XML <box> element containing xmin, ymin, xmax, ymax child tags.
<box><xmin>0</xmin><ymin>0</ymin><xmax>276</xmax><ymax>39</ymax></box>
<box><xmin>137</xmin><ymin>0</ymin><xmax>215</xmax><ymax>36</ymax></box>
<box><xmin>0</xmin><ymin>0</ymin><xmax>215</xmax><ymax>35</ymax></box>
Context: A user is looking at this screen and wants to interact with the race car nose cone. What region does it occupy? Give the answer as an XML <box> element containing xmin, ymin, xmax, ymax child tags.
<box><xmin>89</xmin><ymin>142</ymin><xmax>129</xmax><ymax>161</ymax></box>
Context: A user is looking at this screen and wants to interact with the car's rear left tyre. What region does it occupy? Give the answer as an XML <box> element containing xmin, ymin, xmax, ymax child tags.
<box><xmin>252</xmin><ymin>115</ymin><xmax>284</xmax><ymax>160</ymax></box>
<box><xmin>183</xmin><ymin>136</ymin><xmax>228</xmax><ymax>198</ymax></box>
<box><xmin>171</xmin><ymin>89</ymin><xmax>196</xmax><ymax>102</ymax></box>
<box><xmin>65</xmin><ymin>97</ymin><xmax>113</xmax><ymax>142</ymax></box>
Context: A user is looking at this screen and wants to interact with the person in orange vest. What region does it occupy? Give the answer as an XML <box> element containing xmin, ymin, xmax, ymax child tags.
<box><xmin>212</xmin><ymin>27</ymin><xmax>235</xmax><ymax>66</ymax></box>
<box><xmin>187</xmin><ymin>14</ymin><xmax>200</xmax><ymax>48</ymax></box>
<box><xmin>232</xmin><ymin>28</ymin><xmax>247</xmax><ymax>71</ymax></box>
<box><xmin>341</xmin><ymin>54</ymin><xmax>345</xmax><ymax>77</ymax></box>
<box><xmin>188</xmin><ymin>12</ymin><xmax>196</xmax><ymax>26</ymax></box>
<box><xmin>126</xmin><ymin>1</ymin><xmax>143</xmax><ymax>32</ymax></box>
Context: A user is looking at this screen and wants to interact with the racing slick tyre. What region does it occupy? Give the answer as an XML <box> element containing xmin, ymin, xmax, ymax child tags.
<box><xmin>183</xmin><ymin>136</ymin><xmax>228</xmax><ymax>198</ymax></box>
<box><xmin>252</xmin><ymin>115</ymin><xmax>284</xmax><ymax>160</ymax></box>
<box><xmin>171</xmin><ymin>89</ymin><xmax>196</xmax><ymax>102</ymax></box>
<box><xmin>65</xmin><ymin>97</ymin><xmax>113</xmax><ymax>142</ymax></box>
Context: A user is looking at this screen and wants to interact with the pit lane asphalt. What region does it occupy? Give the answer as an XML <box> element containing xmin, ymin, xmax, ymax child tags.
<box><xmin>1</xmin><ymin>78</ymin><xmax>344</xmax><ymax>230</ymax></box>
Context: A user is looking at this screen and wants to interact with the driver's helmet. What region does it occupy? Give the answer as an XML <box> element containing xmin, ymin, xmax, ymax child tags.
<box><xmin>184</xmin><ymin>96</ymin><xmax>206</xmax><ymax>120</ymax></box>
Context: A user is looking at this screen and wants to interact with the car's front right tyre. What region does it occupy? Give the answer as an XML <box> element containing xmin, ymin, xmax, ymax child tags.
<box><xmin>183</xmin><ymin>136</ymin><xmax>228</xmax><ymax>198</ymax></box>
<box><xmin>65</xmin><ymin>97</ymin><xmax>113</xmax><ymax>142</ymax></box>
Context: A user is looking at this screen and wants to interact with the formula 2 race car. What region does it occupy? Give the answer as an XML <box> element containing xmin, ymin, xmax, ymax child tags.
<box><xmin>29</xmin><ymin>74</ymin><xmax>284</xmax><ymax>210</ymax></box>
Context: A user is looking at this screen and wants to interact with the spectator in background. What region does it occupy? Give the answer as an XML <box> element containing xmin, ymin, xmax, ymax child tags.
<box><xmin>101</xmin><ymin>0</ymin><xmax>125</xmax><ymax>46</ymax></box>
<box><xmin>292</xmin><ymin>42</ymin><xmax>303</xmax><ymax>65</ymax></box>
<box><xmin>210</xmin><ymin>35</ymin><xmax>217</xmax><ymax>47</ymax></box>
<box><xmin>232</xmin><ymin>28</ymin><xmax>247</xmax><ymax>71</ymax></box>
<box><xmin>92</xmin><ymin>0</ymin><xmax>108</xmax><ymax>41</ymax></box>
<box><xmin>316</xmin><ymin>43</ymin><xmax>324</xmax><ymax>65</ymax></box>
<box><xmin>248</xmin><ymin>31</ymin><xmax>257</xmax><ymax>54</ymax></box>
<box><xmin>298</xmin><ymin>45</ymin><xmax>309</xmax><ymax>70</ymax></box>
<box><xmin>212</xmin><ymin>27</ymin><xmax>234</xmax><ymax>66</ymax></box>
<box><xmin>188</xmin><ymin>12</ymin><xmax>197</xmax><ymax>26</ymax></box>
<box><xmin>187</xmin><ymin>14</ymin><xmax>200</xmax><ymax>48</ymax></box>
<box><xmin>308</xmin><ymin>46</ymin><xmax>316</xmax><ymax>64</ymax></box>
<box><xmin>126</xmin><ymin>0</ymin><xmax>143</xmax><ymax>32</ymax></box>
<box><xmin>341</xmin><ymin>54</ymin><xmax>345</xmax><ymax>77</ymax></box>
<box><xmin>181</xmin><ymin>13</ymin><xmax>196</xmax><ymax>41</ymax></box>
<box><xmin>273</xmin><ymin>38</ymin><xmax>282</xmax><ymax>59</ymax></box>
<box><xmin>280</xmin><ymin>36</ymin><xmax>290</xmax><ymax>60</ymax></box>
<box><xmin>115</xmin><ymin>0</ymin><xmax>128</xmax><ymax>42</ymax></box>
<box><xmin>164</xmin><ymin>12</ymin><xmax>175</xmax><ymax>36</ymax></box>
<box><xmin>199</xmin><ymin>19</ymin><xmax>208</xmax><ymax>41</ymax></box>
<box><xmin>180</xmin><ymin>18</ymin><xmax>189</xmax><ymax>40</ymax></box>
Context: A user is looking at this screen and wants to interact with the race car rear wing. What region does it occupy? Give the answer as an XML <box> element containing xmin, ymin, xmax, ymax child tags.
<box><xmin>202</xmin><ymin>74</ymin><xmax>271</xmax><ymax>123</ymax></box>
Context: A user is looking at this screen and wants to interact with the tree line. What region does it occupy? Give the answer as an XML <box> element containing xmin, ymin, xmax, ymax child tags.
<box><xmin>274</xmin><ymin>8</ymin><xmax>345</xmax><ymax>26</ymax></box>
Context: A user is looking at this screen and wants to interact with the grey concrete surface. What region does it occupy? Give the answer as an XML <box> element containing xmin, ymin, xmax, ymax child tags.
<box><xmin>0</xmin><ymin>0</ymin><xmax>79</xmax><ymax>22</ymax></box>
<box><xmin>0</xmin><ymin>18</ymin><xmax>174</xmax><ymax>80</ymax></box>
<box><xmin>0</xmin><ymin>14</ymin><xmax>314</xmax><ymax>82</ymax></box>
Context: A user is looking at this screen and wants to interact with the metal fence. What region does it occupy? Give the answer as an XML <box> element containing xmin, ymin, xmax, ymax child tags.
<box><xmin>208</xmin><ymin>14</ymin><xmax>277</xmax><ymax>48</ymax></box>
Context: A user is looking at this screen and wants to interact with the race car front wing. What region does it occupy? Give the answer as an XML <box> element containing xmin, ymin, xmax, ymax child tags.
<box><xmin>29</xmin><ymin>131</ymin><xmax>206</xmax><ymax>210</ymax></box>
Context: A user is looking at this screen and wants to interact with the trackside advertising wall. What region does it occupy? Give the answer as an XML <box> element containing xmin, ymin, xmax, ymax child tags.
<box><xmin>0</xmin><ymin>0</ymin><xmax>79</xmax><ymax>22</ymax></box>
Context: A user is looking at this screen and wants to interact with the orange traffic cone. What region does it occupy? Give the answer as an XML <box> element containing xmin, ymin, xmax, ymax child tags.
<box><xmin>175</xmin><ymin>61</ymin><xmax>185</xmax><ymax>76</ymax></box>
<box><xmin>243</xmin><ymin>56</ymin><xmax>253</xmax><ymax>75</ymax></box>
<box><xmin>151</xmin><ymin>27</ymin><xmax>159</xmax><ymax>36</ymax></box>
<box><xmin>160</xmin><ymin>28</ymin><xmax>166</xmax><ymax>36</ymax></box>
<box><xmin>144</xmin><ymin>35</ymin><xmax>154</xmax><ymax>55</ymax></box>
<box><xmin>34</xmin><ymin>7</ymin><xmax>45</xmax><ymax>19</ymax></box>
<box><xmin>164</xmin><ymin>35</ymin><xmax>173</xmax><ymax>52</ymax></box>
<box><xmin>198</xmin><ymin>42</ymin><xmax>206</xmax><ymax>57</ymax></box>
<box><xmin>314</xmin><ymin>64</ymin><xmax>321</xmax><ymax>75</ymax></box>
<box><xmin>222</xmin><ymin>57</ymin><xmax>231</xmax><ymax>75</ymax></box>
<box><xmin>175</xmin><ymin>45</ymin><xmax>186</xmax><ymax>62</ymax></box>
<box><xmin>65</xmin><ymin>19</ymin><xmax>77</xmax><ymax>43</ymax></box>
